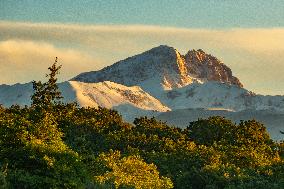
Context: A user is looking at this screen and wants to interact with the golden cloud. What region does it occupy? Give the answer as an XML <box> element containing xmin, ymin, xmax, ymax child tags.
<box><xmin>0</xmin><ymin>39</ymin><xmax>104</xmax><ymax>84</ymax></box>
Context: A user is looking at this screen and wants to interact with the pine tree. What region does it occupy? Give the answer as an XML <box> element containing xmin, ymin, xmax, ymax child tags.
<box><xmin>31</xmin><ymin>57</ymin><xmax>63</xmax><ymax>108</ymax></box>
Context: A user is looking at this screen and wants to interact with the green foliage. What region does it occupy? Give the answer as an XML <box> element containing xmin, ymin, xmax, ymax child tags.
<box><xmin>1</xmin><ymin>105</ymin><xmax>283</xmax><ymax>189</ymax></box>
<box><xmin>95</xmin><ymin>150</ymin><xmax>173</xmax><ymax>189</ymax></box>
<box><xmin>0</xmin><ymin>105</ymin><xmax>88</xmax><ymax>188</ymax></box>
<box><xmin>0</xmin><ymin>163</ymin><xmax>8</xmax><ymax>189</ymax></box>
<box><xmin>235</xmin><ymin>120</ymin><xmax>271</xmax><ymax>146</ymax></box>
<box><xmin>185</xmin><ymin>116</ymin><xmax>235</xmax><ymax>146</ymax></box>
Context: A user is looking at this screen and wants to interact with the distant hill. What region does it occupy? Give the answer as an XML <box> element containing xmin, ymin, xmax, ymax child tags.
<box><xmin>157</xmin><ymin>108</ymin><xmax>284</xmax><ymax>141</ymax></box>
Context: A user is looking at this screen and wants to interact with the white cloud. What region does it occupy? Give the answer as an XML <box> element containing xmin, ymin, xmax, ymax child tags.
<box><xmin>0</xmin><ymin>21</ymin><xmax>284</xmax><ymax>95</ymax></box>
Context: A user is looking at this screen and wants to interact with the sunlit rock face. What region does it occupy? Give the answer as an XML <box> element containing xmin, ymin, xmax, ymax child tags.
<box><xmin>183</xmin><ymin>49</ymin><xmax>243</xmax><ymax>87</ymax></box>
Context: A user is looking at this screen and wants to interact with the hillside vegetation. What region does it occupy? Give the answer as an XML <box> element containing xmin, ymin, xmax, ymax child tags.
<box><xmin>0</xmin><ymin>61</ymin><xmax>283</xmax><ymax>189</ymax></box>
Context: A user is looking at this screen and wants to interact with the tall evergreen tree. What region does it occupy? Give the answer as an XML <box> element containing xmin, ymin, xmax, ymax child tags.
<box><xmin>31</xmin><ymin>57</ymin><xmax>63</xmax><ymax>108</ymax></box>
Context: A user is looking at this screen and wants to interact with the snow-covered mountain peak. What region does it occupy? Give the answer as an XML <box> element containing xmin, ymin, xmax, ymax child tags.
<box><xmin>145</xmin><ymin>45</ymin><xmax>177</xmax><ymax>56</ymax></box>
<box><xmin>72</xmin><ymin>45</ymin><xmax>243</xmax><ymax>98</ymax></box>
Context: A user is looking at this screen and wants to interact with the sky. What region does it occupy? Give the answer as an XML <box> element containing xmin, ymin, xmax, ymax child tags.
<box><xmin>0</xmin><ymin>0</ymin><xmax>284</xmax><ymax>95</ymax></box>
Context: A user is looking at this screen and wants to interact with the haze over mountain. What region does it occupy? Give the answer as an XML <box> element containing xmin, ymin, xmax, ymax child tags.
<box><xmin>1</xmin><ymin>45</ymin><xmax>283</xmax><ymax>140</ymax></box>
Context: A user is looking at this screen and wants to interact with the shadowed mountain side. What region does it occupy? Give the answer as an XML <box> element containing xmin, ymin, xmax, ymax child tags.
<box><xmin>0</xmin><ymin>82</ymin><xmax>78</xmax><ymax>107</ymax></box>
<box><xmin>0</xmin><ymin>82</ymin><xmax>34</xmax><ymax>107</ymax></box>
<box><xmin>157</xmin><ymin>108</ymin><xmax>284</xmax><ymax>141</ymax></box>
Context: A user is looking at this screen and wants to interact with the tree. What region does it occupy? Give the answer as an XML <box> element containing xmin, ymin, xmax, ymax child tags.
<box><xmin>31</xmin><ymin>57</ymin><xmax>62</xmax><ymax>108</ymax></box>
<box><xmin>234</xmin><ymin>120</ymin><xmax>271</xmax><ymax>146</ymax></box>
<box><xmin>185</xmin><ymin>116</ymin><xmax>235</xmax><ymax>146</ymax></box>
<box><xmin>94</xmin><ymin>150</ymin><xmax>173</xmax><ymax>189</ymax></box>
<box><xmin>0</xmin><ymin>59</ymin><xmax>89</xmax><ymax>188</ymax></box>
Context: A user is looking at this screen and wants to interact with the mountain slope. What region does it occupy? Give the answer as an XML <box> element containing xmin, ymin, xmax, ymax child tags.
<box><xmin>0</xmin><ymin>83</ymin><xmax>33</xmax><ymax>107</ymax></box>
<box><xmin>67</xmin><ymin>81</ymin><xmax>169</xmax><ymax>111</ymax></box>
<box><xmin>161</xmin><ymin>81</ymin><xmax>284</xmax><ymax>111</ymax></box>
<box><xmin>0</xmin><ymin>81</ymin><xmax>170</xmax><ymax>118</ymax></box>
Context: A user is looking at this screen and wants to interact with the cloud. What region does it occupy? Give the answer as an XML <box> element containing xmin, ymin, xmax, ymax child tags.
<box><xmin>1</xmin><ymin>21</ymin><xmax>284</xmax><ymax>53</ymax></box>
<box><xmin>0</xmin><ymin>40</ymin><xmax>104</xmax><ymax>84</ymax></box>
<box><xmin>0</xmin><ymin>21</ymin><xmax>284</xmax><ymax>95</ymax></box>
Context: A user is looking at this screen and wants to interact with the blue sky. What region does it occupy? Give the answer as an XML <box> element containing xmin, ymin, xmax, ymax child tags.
<box><xmin>1</xmin><ymin>0</ymin><xmax>284</xmax><ymax>28</ymax></box>
<box><xmin>0</xmin><ymin>1</ymin><xmax>284</xmax><ymax>95</ymax></box>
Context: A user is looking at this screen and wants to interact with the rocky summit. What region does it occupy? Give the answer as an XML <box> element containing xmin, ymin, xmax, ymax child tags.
<box><xmin>184</xmin><ymin>49</ymin><xmax>243</xmax><ymax>87</ymax></box>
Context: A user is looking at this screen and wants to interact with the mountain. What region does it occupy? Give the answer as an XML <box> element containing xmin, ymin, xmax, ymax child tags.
<box><xmin>72</xmin><ymin>45</ymin><xmax>242</xmax><ymax>98</ymax></box>
<box><xmin>71</xmin><ymin>45</ymin><xmax>284</xmax><ymax>112</ymax></box>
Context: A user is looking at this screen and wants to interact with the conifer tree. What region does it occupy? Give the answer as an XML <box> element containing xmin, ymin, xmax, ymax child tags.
<box><xmin>31</xmin><ymin>57</ymin><xmax>63</xmax><ymax>108</ymax></box>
